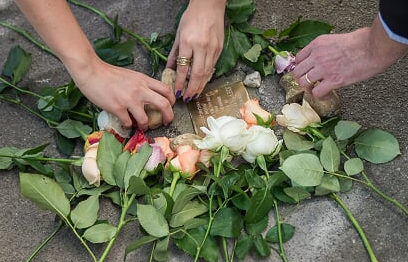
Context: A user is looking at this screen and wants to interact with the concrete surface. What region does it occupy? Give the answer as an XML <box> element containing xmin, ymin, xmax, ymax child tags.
<box><xmin>1</xmin><ymin>0</ymin><xmax>407</xmax><ymax>261</ymax></box>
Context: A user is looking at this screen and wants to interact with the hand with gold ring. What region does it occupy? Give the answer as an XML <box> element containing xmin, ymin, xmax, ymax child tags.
<box><xmin>166</xmin><ymin>0</ymin><xmax>226</xmax><ymax>103</ymax></box>
<box><xmin>293</xmin><ymin>15</ymin><xmax>408</xmax><ymax>99</ymax></box>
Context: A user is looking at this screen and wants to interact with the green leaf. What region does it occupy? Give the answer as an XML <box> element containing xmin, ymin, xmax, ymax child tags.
<box><xmin>127</xmin><ymin>176</ymin><xmax>150</xmax><ymax>195</ymax></box>
<box><xmin>137</xmin><ymin>204</ymin><xmax>169</xmax><ymax>238</ymax></box>
<box><xmin>124</xmin><ymin>143</ymin><xmax>152</xmax><ymax>188</ymax></box>
<box><xmin>315</xmin><ymin>175</ymin><xmax>340</xmax><ymax>196</ymax></box>
<box><xmin>82</xmin><ymin>223</ymin><xmax>116</xmax><ymax>243</ymax></box>
<box><xmin>2</xmin><ymin>46</ymin><xmax>32</xmax><ymax>84</ymax></box>
<box><xmin>173</xmin><ymin>227</ymin><xmax>218</xmax><ymax>262</ymax></box>
<box><xmin>320</xmin><ymin>136</ymin><xmax>340</xmax><ymax>172</ymax></box>
<box><xmin>0</xmin><ymin>147</ymin><xmax>19</xmax><ymax>169</ymax></box>
<box><xmin>283</xmin><ymin>186</ymin><xmax>311</xmax><ymax>203</ymax></box>
<box><xmin>55</xmin><ymin>132</ymin><xmax>76</xmax><ymax>156</ymax></box>
<box><xmin>339</xmin><ymin>176</ymin><xmax>353</xmax><ymax>193</ymax></box>
<box><xmin>235</xmin><ymin>22</ymin><xmax>263</xmax><ymax>34</ymax></box>
<box><xmin>246</xmin><ymin>215</ymin><xmax>268</xmax><ymax>235</ymax></box>
<box><xmin>277</xmin><ymin>20</ymin><xmax>333</xmax><ymax>51</ymax></box>
<box><xmin>70</xmin><ymin>195</ymin><xmax>100</xmax><ymax>229</ymax></box>
<box><xmin>243</xmin><ymin>44</ymin><xmax>262</xmax><ymax>62</ymax></box>
<box><xmin>210</xmin><ymin>207</ymin><xmax>243</xmax><ymax>238</ymax></box>
<box><xmin>56</xmin><ymin>119</ymin><xmax>92</xmax><ymax>139</ymax></box>
<box><xmin>244</xmin><ymin>188</ymin><xmax>274</xmax><ymax>223</ymax></box>
<box><xmin>172</xmin><ymin>187</ymin><xmax>206</xmax><ymax>214</ymax></box>
<box><xmin>235</xmin><ymin>233</ymin><xmax>253</xmax><ymax>259</ymax></box>
<box><xmin>170</xmin><ymin>201</ymin><xmax>208</xmax><ymax>228</ymax></box>
<box><xmin>344</xmin><ymin>158</ymin><xmax>364</xmax><ymax>176</ymax></box>
<box><xmin>97</xmin><ymin>132</ymin><xmax>123</xmax><ymax>185</ymax></box>
<box><xmin>226</xmin><ymin>0</ymin><xmax>255</xmax><ymax>24</ymax></box>
<box><xmin>153</xmin><ymin>236</ymin><xmax>170</xmax><ymax>262</ymax></box>
<box><xmin>113</xmin><ymin>150</ymin><xmax>131</xmax><ymax>188</ymax></box>
<box><xmin>253</xmin><ymin>234</ymin><xmax>270</xmax><ymax>257</ymax></box>
<box><xmin>335</xmin><ymin>120</ymin><xmax>361</xmax><ymax>140</ymax></box>
<box><xmin>265</xmin><ymin>223</ymin><xmax>295</xmax><ymax>243</ymax></box>
<box><xmin>19</xmin><ymin>173</ymin><xmax>70</xmax><ymax>218</ymax></box>
<box><xmin>354</xmin><ymin>128</ymin><xmax>400</xmax><ymax>164</ymax></box>
<box><xmin>283</xmin><ymin>130</ymin><xmax>314</xmax><ymax>151</ymax></box>
<box><xmin>125</xmin><ymin>235</ymin><xmax>158</xmax><ymax>259</ymax></box>
<box><xmin>216</xmin><ymin>26</ymin><xmax>251</xmax><ymax>76</ymax></box>
<box><xmin>280</xmin><ymin>153</ymin><xmax>324</xmax><ymax>186</ymax></box>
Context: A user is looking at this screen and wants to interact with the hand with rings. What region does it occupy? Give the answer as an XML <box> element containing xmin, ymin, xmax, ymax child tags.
<box><xmin>293</xmin><ymin>14</ymin><xmax>408</xmax><ymax>99</ymax></box>
<box><xmin>166</xmin><ymin>0</ymin><xmax>226</xmax><ymax>103</ymax></box>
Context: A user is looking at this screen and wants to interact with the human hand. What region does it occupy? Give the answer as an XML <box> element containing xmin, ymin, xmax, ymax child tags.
<box><xmin>166</xmin><ymin>0</ymin><xmax>226</xmax><ymax>102</ymax></box>
<box><xmin>293</xmin><ymin>15</ymin><xmax>407</xmax><ymax>99</ymax></box>
<box><xmin>71</xmin><ymin>57</ymin><xmax>175</xmax><ymax>130</ymax></box>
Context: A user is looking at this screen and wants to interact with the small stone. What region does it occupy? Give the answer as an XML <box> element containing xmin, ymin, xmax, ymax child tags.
<box><xmin>243</xmin><ymin>71</ymin><xmax>261</xmax><ymax>88</ymax></box>
<box><xmin>303</xmin><ymin>91</ymin><xmax>342</xmax><ymax>117</ymax></box>
<box><xmin>170</xmin><ymin>133</ymin><xmax>202</xmax><ymax>151</ymax></box>
<box><xmin>279</xmin><ymin>72</ymin><xmax>304</xmax><ymax>103</ymax></box>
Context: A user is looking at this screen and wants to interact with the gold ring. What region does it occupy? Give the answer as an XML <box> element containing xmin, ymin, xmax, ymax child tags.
<box><xmin>305</xmin><ymin>73</ymin><xmax>314</xmax><ymax>85</ymax></box>
<box><xmin>176</xmin><ymin>56</ymin><xmax>192</xmax><ymax>66</ymax></box>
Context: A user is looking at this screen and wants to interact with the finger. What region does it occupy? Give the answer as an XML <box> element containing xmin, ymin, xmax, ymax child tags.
<box><xmin>311</xmin><ymin>80</ymin><xmax>334</xmax><ymax>99</ymax></box>
<box><xmin>144</xmin><ymin>95</ymin><xmax>175</xmax><ymax>126</ymax></box>
<box><xmin>184</xmin><ymin>49</ymin><xmax>207</xmax><ymax>101</ymax></box>
<box><xmin>146</xmin><ymin>76</ymin><xmax>176</xmax><ymax>105</ymax></box>
<box><xmin>292</xmin><ymin>55</ymin><xmax>314</xmax><ymax>80</ymax></box>
<box><xmin>295</xmin><ymin>44</ymin><xmax>312</xmax><ymax>63</ymax></box>
<box><xmin>127</xmin><ymin>105</ymin><xmax>149</xmax><ymax>131</ymax></box>
<box><xmin>113</xmin><ymin>108</ymin><xmax>133</xmax><ymax>128</ymax></box>
<box><xmin>166</xmin><ymin>34</ymin><xmax>179</xmax><ymax>69</ymax></box>
<box><xmin>297</xmin><ymin>69</ymin><xmax>320</xmax><ymax>91</ymax></box>
<box><xmin>174</xmin><ymin>49</ymin><xmax>193</xmax><ymax>99</ymax></box>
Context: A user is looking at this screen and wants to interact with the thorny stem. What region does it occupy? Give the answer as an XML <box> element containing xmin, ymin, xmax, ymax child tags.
<box><xmin>0</xmin><ymin>153</ymin><xmax>82</xmax><ymax>165</ymax></box>
<box><xmin>65</xmin><ymin>217</ymin><xmax>97</xmax><ymax>261</ymax></box>
<box><xmin>98</xmin><ymin>193</ymin><xmax>137</xmax><ymax>262</ymax></box>
<box><xmin>67</xmin><ymin>0</ymin><xmax>167</xmax><ymax>61</ymax></box>
<box><xmin>340</xmin><ymin>151</ymin><xmax>408</xmax><ymax>217</ymax></box>
<box><xmin>273</xmin><ymin>200</ymin><xmax>289</xmax><ymax>262</ymax></box>
<box><xmin>330</xmin><ymin>193</ymin><xmax>378</xmax><ymax>262</ymax></box>
<box><xmin>0</xmin><ymin>21</ymin><xmax>55</xmax><ymax>56</ymax></box>
<box><xmin>25</xmin><ymin>220</ymin><xmax>64</xmax><ymax>262</ymax></box>
<box><xmin>0</xmin><ymin>95</ymin><xmax>59</xmax><ymax>126</ymax></box>
<box><xmin>169</xmin><ymin>172</ymin><xmax>180</xmax><ymax>197</ymax></box>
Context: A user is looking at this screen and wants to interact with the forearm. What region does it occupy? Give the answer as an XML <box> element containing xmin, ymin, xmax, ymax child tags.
<box><xmin>369</xmin><ymin>15</ymin><xmax>407</xmax><ymax>69</ymax></box>
<box><xmin>13</xmin><ymin>0</ymin><xmax>97</xmax><ymax>78</ymax></box>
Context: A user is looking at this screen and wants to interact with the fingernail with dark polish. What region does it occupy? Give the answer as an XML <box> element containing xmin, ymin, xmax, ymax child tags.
<box><xmin>175</xmin><ymin>90</ymin><xmax>182</xmax><ymax>99</ymax></box>
<box><xmin>184</xmin><ymin>97</ymin><xmax>191</xmax><ymax>103</ymax></box>
<box><xmin>192</xmin><ymin>93</ymin><xmax>199</xmax><ymax>100</ymax></box>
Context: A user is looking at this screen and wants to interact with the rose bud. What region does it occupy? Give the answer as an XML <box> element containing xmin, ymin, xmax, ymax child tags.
<box><xmin>239</xmin><ymin>98</ymin><xmax>272</xmax><ymax>127</ymax></box>
<box><xmin>123</xmin><ymin>130</ymin><xmax>150</xmax><ymax>153</ymax></box>
<box><xmin>276</xmin><ymin>100</ymin><xmax>321</xmax><ymax>134</ymax></box>
<box><xmin>169</xmin><ymin>145</ymin><xmax>201</xmax><ymax>179</ymax></box>
<box><xmin>275</xmin><ymin>51</ymin><xmax>296</xmax><ymax>74</ymax></box>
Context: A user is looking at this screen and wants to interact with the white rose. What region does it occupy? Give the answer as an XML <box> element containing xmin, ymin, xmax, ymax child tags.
<box><xmin>195</xmin><ymin>116</ymin><xmax>249</xmax><ymax>154</ymax></box>
<box><xmin>97</xmin><ymin>110</ymin><xmax>131</xmax><ymax>138</ymax></box>
<box><xmin>276</xmin><ymin>100</ymin><xmax>321</xmax><ymax>134</ymax></box>
<box><xmin>242</xmin><ymin>126</ymin><xmax>282</xmax><ymax>163</ymax></box>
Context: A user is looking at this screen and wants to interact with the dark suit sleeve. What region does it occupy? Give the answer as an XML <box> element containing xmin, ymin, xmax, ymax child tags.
<box><xmin>379</xmin><ymin>0</ymin><xmax>408</xmax><ymax>38</ymax></box>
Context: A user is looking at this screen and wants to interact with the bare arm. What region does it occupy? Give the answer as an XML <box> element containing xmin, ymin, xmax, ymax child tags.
<box><xmin>14</xmin><ymin>0</ymin><xmax>175</xmax><ymax>129</ymax></box>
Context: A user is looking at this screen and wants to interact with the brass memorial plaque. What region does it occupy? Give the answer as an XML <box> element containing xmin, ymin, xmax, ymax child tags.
<box><xmin>187</xmin><ymin>81</ymin><xmax>250</xmax><ymax>137</ymax></box>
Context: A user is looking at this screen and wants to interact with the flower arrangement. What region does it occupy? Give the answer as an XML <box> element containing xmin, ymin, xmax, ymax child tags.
<box><xmin>4</xmin><ymin>96</ymin><xmax>401</xmax><ymax>262</ymax></box>
<box><xmin>0</xmin><ymin>1</ymin><xmax>405</xmax><ymax>261</ymax></box>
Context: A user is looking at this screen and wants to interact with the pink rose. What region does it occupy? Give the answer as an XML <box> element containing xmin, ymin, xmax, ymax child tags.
<box><xmin>169</xmin><ymin>145</ymin><xmax>200</xmax><ymax>179</ymax></box>
<box><xmin>144</xmin><ymin>143</ymin><xmax>167</xmax><ymax>172</ymax></box>
<box><xmin>275</xmin><ymin>51</ymin><xmax>296</xmax><ymax>74</ymax></box>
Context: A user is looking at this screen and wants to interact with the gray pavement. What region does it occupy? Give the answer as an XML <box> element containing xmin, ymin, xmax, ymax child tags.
<box><xmin>1</xmin><ymin>0</ymin><xmax>408</xmax><ymax>261</ymax></box>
